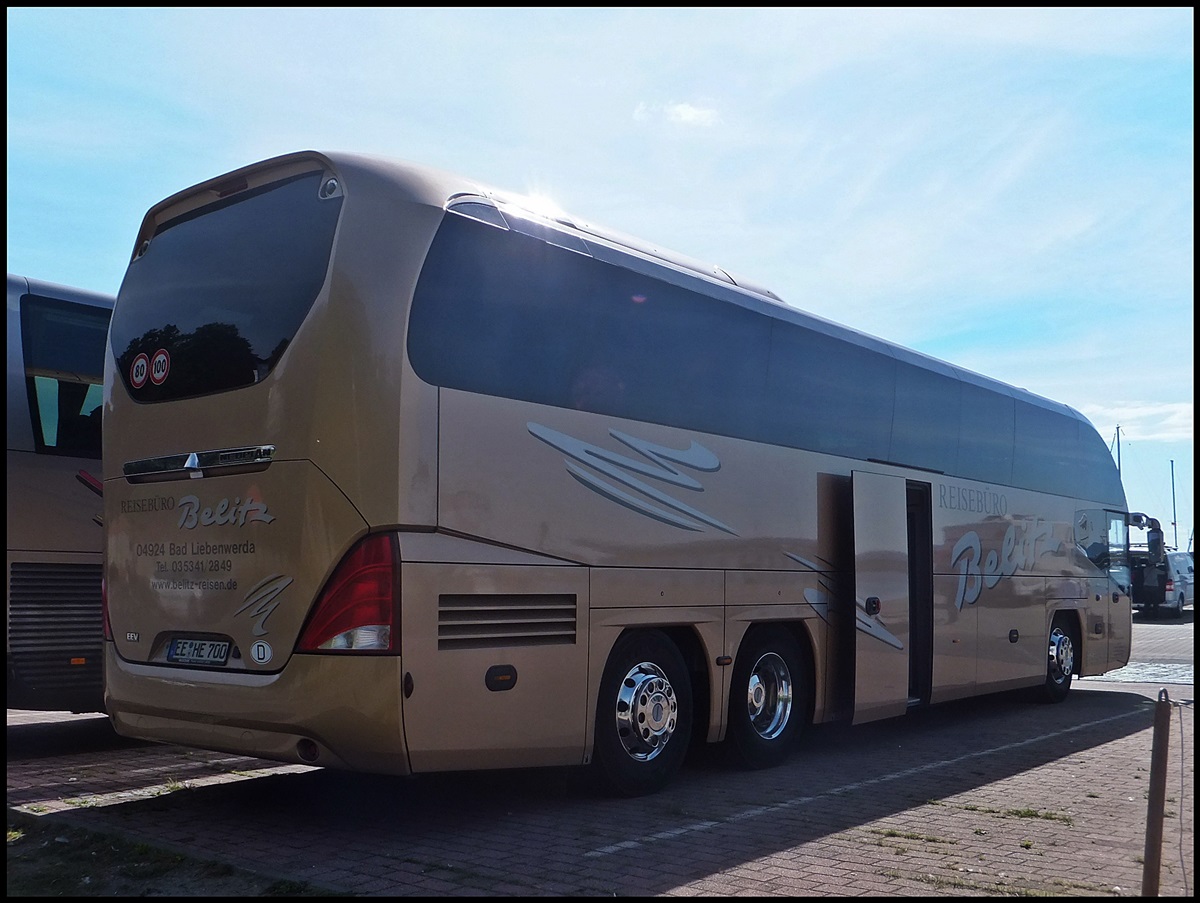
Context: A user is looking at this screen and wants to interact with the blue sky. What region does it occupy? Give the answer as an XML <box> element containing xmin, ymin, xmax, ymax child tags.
<box><xmin>7</xmin><ymin>7</ymin><xmax>1194</xmax><ymax>551</ymax></box>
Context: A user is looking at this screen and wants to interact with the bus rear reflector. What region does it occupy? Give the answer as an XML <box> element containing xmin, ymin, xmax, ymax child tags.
<box><xmin>296</xmin><ymin>534</ymin><xmax>398</xmax><ymax>653</ymax></box>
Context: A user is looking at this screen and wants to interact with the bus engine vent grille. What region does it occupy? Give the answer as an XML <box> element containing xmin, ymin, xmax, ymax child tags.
<box><xmin>8</xmin><ymin>562</ymin><xmax>104</xmax><ymax>692</ymax></box>
<box><xmin>437</xmin><ymin>593</ymin><xmax>577</xmax><ymax>650</ymax></box>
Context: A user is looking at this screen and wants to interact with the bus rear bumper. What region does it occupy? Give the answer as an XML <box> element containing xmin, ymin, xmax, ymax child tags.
<box><xmin>104</xmin><ymin>645</ymin><xmax>410</xmax><ymax>775</ymax></box>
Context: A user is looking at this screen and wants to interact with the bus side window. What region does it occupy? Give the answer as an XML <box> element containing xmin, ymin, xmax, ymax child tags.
<box><xmin>1106</xmin><ymin>511</ymin><xmax>1131</xmax><ymax>591</ymax></box>
<box><xmin>1074</xmin><ymin>509</ymin><xmax>1109</xmax><ymax>569</ymax></box>
<box><xmin>56</xmin><ymin>387</ymin><xmax>102</xmax><ymax>454</ymax></box>
<box><xmin>570</xmin><ymin>363</ymin><xmax>625</xmax><ymax>412</ymax></box>
<box><xmin>20</xmin><ymin>292</ymin><xmax>109</xmax><ymax>460</ymax></box>
<box><xmin>29</xmin><ymin>375</ymin><xmax>102</xmax><ymax>456</ymax></box>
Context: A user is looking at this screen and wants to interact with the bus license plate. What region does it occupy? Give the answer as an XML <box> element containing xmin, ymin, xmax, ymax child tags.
<box><xmin>167</xmin><ymin>638</ymin><xmax>231</xmax><ymax>666</ymax></box>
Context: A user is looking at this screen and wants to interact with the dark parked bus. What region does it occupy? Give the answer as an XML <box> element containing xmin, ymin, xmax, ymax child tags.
<box><xmin>7</xmin><ymin>273</ymin><xmax>114</xmax><ymax>713</ymax></box>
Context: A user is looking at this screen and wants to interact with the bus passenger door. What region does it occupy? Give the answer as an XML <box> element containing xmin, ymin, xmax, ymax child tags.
<box><xmin>851</xmin><ymin>470</ymin><xmax>910</xmax><ymax>724</ymax></box>
<box><xmin>1106</xmin><ymin>509</ymin><xmax>1133</xmax><ymax>668</ymax></box>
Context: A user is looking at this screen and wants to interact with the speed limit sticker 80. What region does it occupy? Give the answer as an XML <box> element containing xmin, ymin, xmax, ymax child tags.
<box><xmin>130</xmin><ymin>352</ymin><xmax>150</xmax><ymax>388</ymax></box>
<box><xmin>131</xmin><ymin>349</ymin><xmax>170</xmax><ymax>388</ymax></box>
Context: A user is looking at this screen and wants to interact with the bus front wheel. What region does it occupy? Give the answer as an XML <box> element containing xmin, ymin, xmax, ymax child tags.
<box><xmin>725</xmin><ymin>627</ymin><xmax>808</xmax><ymax>770</ymax></box>
<box><xmin>1039</xmin><ymin>614</ymin><xmax>1077</xmax><ymax>704</ymax></box>
<box><xmin>591</xmin><ymin>630</ymin><xmax>693</xmax><ymax>797</ymax></box>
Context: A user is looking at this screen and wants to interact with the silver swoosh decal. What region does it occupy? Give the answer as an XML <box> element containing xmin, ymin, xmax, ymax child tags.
<box><xmin>855</xmin><ymin>598</ymin><xmax>904</xmax><ymax>649</ymax></box>
<box><xmin>528</xmin><ymin>422</ymin><xmax>737</xmax><ymax>535</ymax></box>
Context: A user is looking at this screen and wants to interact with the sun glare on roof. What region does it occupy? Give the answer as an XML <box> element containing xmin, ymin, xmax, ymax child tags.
<box><xmin>517</xmin><ymin>192</ymin><xmax>567</xmax><ymax>222</ymax></box>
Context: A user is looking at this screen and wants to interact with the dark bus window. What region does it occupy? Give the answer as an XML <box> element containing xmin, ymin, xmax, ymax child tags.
<box><xmin>890</xmin><ymin>360</ymin><xmax>960</xmax><ymax>473</ymax></box>
<box><xmin>409</xmin><ymin>210</ymin><xmax>1125</xmax><ymax>506</ymax></box>
<box><xmin>957</xmin><ymin>379</ymin><xmax>1015</xmax><ymax>486</ymax></box>
<box><xmin>1074</xmin><ymin>425</ymin><xmax>1125</xmax><ymax>502</ymax></box>
<box><xmin>111</xmin><ymin>171</ymin><xmax>342</xmax><ymax>402</ymax></box>
<box><xmin>20</xmin><ymin>294</ymin><xmax>111</xmax><ymax>459</ymax></box>
<box><xmin>1014</xmin><ymin>400</ymin><xmax>1078</xmax><ymax>496</ymax></box>
<box><xmin>763</xmin><ymin>322</ymin><xmax>895</xmax><ymax>460</ymax></box>
<box><xmin>408</xmin><ymin>214</ymin><xmax>770</xmax><ymax>439</ymax></box>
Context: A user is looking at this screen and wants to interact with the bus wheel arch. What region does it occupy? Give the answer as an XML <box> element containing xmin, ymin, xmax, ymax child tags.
<box><xmin>591</xmin><ymin>628</ymin><xmax>694</xmax><ymax>797</ymax></box>
<box><xmin>725</xmin><ymin>623</ymin><xmax>813</xmax><ymax>770</ymax></box>
<box><xmin>1040</xmin><ymin>610</ymin><xmax>1080</xmax><ymax>704</ymax></box>
<box><xmin>657</xmin><ymin>624</ymin><xmax>710</xmax><ymax>746</ymax></box>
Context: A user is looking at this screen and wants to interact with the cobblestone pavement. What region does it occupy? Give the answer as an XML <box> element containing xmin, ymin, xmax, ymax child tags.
<box><xmin>8</xmin><ymin>677</ymin><xmax>1193</xmax><ymax>897</ymax></box>
<box><xmin>8</xmin><ymin>607</ymin><xmax>1194</xmax><ymax>897</ymax></box>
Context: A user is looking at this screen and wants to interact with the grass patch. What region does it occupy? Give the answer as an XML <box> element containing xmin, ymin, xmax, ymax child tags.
<box><xmin>1004</xmin><ymin>808</ymin><xmax>1073</xmax><ymax>825</ymax></box>
<box><xmin>869</xmin><ymin>827</ymin><xmax>959</xmax><ymax>845</ymax></box>
<box><xmin>899</xmin><ymin>872</ymin><xmax>1055</xmax><ymax>896</ymax></box>
<box><xmin>6</xmin><ymin>817</ymin><xmax>341</xmax><ymax>897</ymax></box>
<box><xmin>929</xmin><ymin>799</ymin><xmax>1073</xmax><ymax>826</ymax></box>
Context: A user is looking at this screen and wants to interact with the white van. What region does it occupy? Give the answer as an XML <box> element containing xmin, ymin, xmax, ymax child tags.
<box><xmin>1165</xmin><ymin>551</ymin><xmax>1194</xmax><ymax>613</ymax></box>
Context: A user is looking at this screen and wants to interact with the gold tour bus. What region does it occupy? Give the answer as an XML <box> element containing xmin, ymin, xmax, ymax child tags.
<box><xmin>101</xmin><ymin>152</ymin><xmax>1132</xmax><ymax>796</ymax></box>
<box><xmin>8</xmin><ymin>273</ymin><xmax>114</xmax><ymax>714</ymax></box>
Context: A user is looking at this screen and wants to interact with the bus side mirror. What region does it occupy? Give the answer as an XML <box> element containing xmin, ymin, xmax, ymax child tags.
<box><xmin>1147</xmin><ymin>530</ymin><xmax>1164</xmax><ymax>563</ymax></box>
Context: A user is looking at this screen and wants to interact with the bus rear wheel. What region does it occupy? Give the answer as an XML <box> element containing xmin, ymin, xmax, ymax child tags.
<box><xmin>591</xmin><ymin>630</ymin><xmax>692</xmax><ymax>797</ymax></box>
<box><xmin>726</xmin><ymin>627</ymin><xmax>808</xmax><ymax>770</ymax></box>
<box><xmin>1039</xmin><ymin>614</ymin><xmax>1076</xmax><ymax>704</ymax></box>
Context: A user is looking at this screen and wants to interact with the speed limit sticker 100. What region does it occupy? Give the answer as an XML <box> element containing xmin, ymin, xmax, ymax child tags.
<box><xmin>149</xmin><ymin>348</ymin><xmax>170</xmax><ymax>385</ymax></box>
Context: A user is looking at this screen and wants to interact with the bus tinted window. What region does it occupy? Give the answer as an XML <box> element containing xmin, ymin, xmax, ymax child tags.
<box><xmin>956</xmin><ymin>378</ymin><xmax>1015</xmax><ymax>485</ymax></box>
<box><xmin>890</xmin><ymin>361</ymin><xmax>961</xmax><ymax>474</ymax></box>
<box><xmin>409</xmin><ymin>210</ymin><xmax>1125</xmax><ymax>505</ymax></box>
<box><xmin>408</xmin><ymin>213</ymin><xmax>771</xmax><ymax>438</ymax></box>
<box><xmin>111</xmin><ymin>171</ymin><xmax>342</xmax><ymax>402</ymax></box>
<box><xmin>763</xmin><ymin>321</ymin><xmax>895</xmax><ymax>460</ymax></box>
<box><xmin>19</xmin><ymin>293</ymin><xmax>109</xmax><ymax>458</ymax></box>
<box><xmin>1014</xmin><ymin>400</ymin><xmax>1080</xmax><ymax>496</ymax></box>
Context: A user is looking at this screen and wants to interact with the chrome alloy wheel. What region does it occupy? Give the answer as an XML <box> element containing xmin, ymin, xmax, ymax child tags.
<box><xmin>614</xmin><ymin>661</ymin><xmax>678</xmax><ymax>761</ymax></box>
<box><xmin>744</xmin><ymin>652</ymin><xmax>794</xmax><ymax>740</ymax></box>
<box><xmin>1048</xmin><ymin>626</ymin><xmax>1074</xmax><ymax>685</ymax></box>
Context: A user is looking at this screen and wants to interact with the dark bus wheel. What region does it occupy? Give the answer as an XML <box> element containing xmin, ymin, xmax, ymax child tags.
<box><xmin>591</xmin><ymin>630</ymin><xmax>692</xmax><ymax>798</ymax></box>
<box><xmin>1039</xmin><ymin>614</ymin><xmax>1076</xmax><ymax>704</ymax></box>
<box><xmin>726</xmin><ymin>627</ymin><xmax>808</xmax><ymax>770</ymax></box>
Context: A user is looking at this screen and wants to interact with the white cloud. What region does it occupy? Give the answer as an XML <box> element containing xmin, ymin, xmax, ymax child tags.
<box><xmin>1079</xmin><ymin>401</ymin><xmax>1195</xmax><ymax>445</ymax></box>
<box><xmin>632</xmin><ymin>102</ymin><xmax>721</xmax><ymax>127</ymax></box>
<box><xmin>665</xmin><ymin>103</ymin><xmax>720</xmax><ymax>127</ymax></box>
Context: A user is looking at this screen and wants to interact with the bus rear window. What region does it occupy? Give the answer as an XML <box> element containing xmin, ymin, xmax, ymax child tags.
<box><xmin>110</xmin><ymin>171</ymin><xmax>342</xmax><ymax>402</ymax></box>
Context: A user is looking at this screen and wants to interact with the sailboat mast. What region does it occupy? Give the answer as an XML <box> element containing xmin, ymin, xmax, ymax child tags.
<box><xmin>1170</xmin><ymin>459</ymin><xmax>1178</xmax><ymax>550</ymax></box>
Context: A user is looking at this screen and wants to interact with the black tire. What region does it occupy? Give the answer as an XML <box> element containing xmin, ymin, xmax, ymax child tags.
<box><xmin>1039</xmin><ymin>614</ymin><xmax>1077</xmax><ymax>704</ymax></box>
<box><xmin>591</xmin><ymin>630</ymin><xmax>693</xmax><ymax>798</ymax></box>
<box><xmin>1170</xmin><ymin>594</ymin><xmax>1185</xmax><ymax>618</ymax></box>
<box><xmin>725</xmin><ymin>627</ymin><xmax>808</xmax><ymax>770</ymax></box>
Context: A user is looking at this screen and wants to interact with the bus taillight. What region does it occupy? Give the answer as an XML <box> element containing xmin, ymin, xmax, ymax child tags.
<box><xmin>296</xmin><ymin>534</ymin><xmax>398</xmax><ymax>653</ymax></box>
